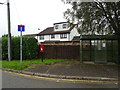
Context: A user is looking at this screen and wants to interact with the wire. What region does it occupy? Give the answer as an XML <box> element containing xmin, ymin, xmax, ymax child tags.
<box><xmin>4</xmin><ymin>0</ymin><xmax>7</xmax><ymax>4</ymax></box>
<box><xmin>2</xmin><ymin>0</ymin><xmax>7</xmax><ymax>5</ymax></box>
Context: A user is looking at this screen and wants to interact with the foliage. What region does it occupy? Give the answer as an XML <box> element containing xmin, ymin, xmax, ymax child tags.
<box><xmin>2</xmin><ymin>36</ymin><xmax>39</xmax><ymax>60</ymax></box>
<box><xmin>63</xmin><ymin>1</ymin><xmax>120</xmax><ymax>36</ymax></box>
<box><xmin>0</xmin><ymin>59</ymin><xmax>64</xmax><ymax>70</ymax></box>
<box><xmin>2</xmin><ymin>34</ymin><xmax>8</xmax><ymax>37</ymax></box>
<box><xmin>2</xmin><ymin>37</ymin><xmax>8</xmax><ymax>60</ymax></box>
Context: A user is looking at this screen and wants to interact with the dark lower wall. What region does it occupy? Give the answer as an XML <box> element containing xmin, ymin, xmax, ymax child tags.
<box><xmin>41</xmin><ymin>45</ymin><xmax>80</xmax><ymax>60</ymax></box>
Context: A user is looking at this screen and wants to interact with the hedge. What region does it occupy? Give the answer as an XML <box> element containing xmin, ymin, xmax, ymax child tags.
<box><xmin>2</xmin><ymin>36</ymin><xmax>39</xmax><ymax>60</ymax></box>
<box><xmin>2</xmin><ymin>37</ymin><xmax>8</xmax><ymax>60</ymax></box>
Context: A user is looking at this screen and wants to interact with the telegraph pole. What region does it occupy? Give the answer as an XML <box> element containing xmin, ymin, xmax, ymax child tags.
<box><xmin>7</xmin><ymin>0</ymin><xmax>12</xmax><ymax>61</ymax></box>
<box><xmin>0</xmin><ymin>0</ymin><xmax>12</xmax><ymax>61</ymax></box>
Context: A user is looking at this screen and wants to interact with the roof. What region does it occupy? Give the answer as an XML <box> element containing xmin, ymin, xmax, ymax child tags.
<box><xmin>51</xmin><ymin>30</ymin><xmax>71</xmax><ymax>34</ymax></box>
<box><xmin>80</xmin><ymin>35</ymin><xmax>120</xmax><ymax>40</ymax></box>
<box><xmin>37</xmin><ymin>27</ymin><xmax>54</xmax><ymax>35</ymax></box>
<box><xmin>72</xmin><ymin>36</ymin><xmax>80</xmax><ymax>41</ymax></box>
<box><xmin>53</xmin><ymin>22</ymin><xmax>68</xmax><ymax>25</ymax></box>
<box><xmin>37</xmin><ymin>24</ymin><xmax>76</xmax><ymax>35</ymax></box>
<box><xmin>23</xmin><ymin>34</ymin><xmax>37</xmax><ymax>38</ymax></box>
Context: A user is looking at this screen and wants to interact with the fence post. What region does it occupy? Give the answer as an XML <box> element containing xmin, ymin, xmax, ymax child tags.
<box><xmin>80</xmin><ymin>40</ymin><xmax>83</xmax><ymax>62</ymax></box>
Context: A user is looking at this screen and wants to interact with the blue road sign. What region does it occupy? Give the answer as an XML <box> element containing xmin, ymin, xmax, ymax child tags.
<box><xmin>18</xmin><ymin>25</ymin><xmax>25</xmax><ymax>32</ymax></box>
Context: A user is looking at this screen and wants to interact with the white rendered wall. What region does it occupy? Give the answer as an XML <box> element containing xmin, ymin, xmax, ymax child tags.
<box><xmin>70</xmin><ymin>26</ymin><xmax>80</xmax><ymax>41</ymax></box>
<box><xmin>37</xmin><ymin>35</ymin><xmax>50</xmax><ymax>42</ymax></box>
<box><xmin>49</xmin><ymin>34</ymin><xmax>60</xmax><ymax>41</ymax></box>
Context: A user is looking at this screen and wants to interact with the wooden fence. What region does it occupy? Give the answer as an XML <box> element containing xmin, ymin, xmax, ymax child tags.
<box><xmin>41</xmin><ymin>45</ymin><xmax>80</xmax><ymax>60</ymax></box>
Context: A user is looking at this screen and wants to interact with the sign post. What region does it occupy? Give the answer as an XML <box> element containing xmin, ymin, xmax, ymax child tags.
<box><xmin>40</xmin><ymin>44</ymin><xmax>44</xmax><ymax>62</ymax></box>
<box><xmin>18</xmin><ymin>25</ymin><xmax>25</xmax><ymax>65</ymax></box>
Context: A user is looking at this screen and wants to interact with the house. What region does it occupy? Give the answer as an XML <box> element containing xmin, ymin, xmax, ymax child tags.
<box><xmin>36</xmin><ymin>22</ymin><xmax>80</xmax><ymax>43</ymax></box>
<box><xmin>23</xmin><ymin>34</ymin><xmax>37</xmax><ymax>38</ymax></box>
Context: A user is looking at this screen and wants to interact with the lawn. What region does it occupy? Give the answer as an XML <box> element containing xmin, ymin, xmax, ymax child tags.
<box><xmin>0</xmin><ymin>59</ymin><xmax>64</xmax><ymax>70</ymax></box>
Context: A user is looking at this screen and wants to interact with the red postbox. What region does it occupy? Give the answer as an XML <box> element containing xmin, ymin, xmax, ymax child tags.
<box><xmin>40</xmin><ymin>44</ymin><xmax>44</xmax><ymax>52</ymax></box>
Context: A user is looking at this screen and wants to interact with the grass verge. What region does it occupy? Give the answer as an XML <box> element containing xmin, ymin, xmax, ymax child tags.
<box><xmin>0</xmin><ymin>59</ymin><xmax>64</xmax><ymax>70</ymax></box>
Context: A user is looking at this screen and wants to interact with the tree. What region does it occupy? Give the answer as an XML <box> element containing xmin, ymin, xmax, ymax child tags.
<box><xmin>62</xmin><ymin>0</ymin><xmax>120</xmax><ymax>63</ymax></box>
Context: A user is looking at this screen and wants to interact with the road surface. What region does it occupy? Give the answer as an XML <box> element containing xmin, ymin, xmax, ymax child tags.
<box><xmin>2</xmin><ymin>71</ymin><xmax>118</xmax><ymax>88</ymax></box>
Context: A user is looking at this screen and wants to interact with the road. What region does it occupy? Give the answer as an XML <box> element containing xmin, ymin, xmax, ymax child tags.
<box><xmin>2</xmin><ymin>71</ymin><xmax>118</xmax><ymax>88</ymax></box>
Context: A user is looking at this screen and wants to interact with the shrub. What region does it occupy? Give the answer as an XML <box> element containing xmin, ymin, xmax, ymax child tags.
<box><xmin>2</xmin><ymin>36</ymin><xmax>39</xmax><ymax>60</ymax></box>
<box><xmin>2</xmin><ymin>37</ymin><xmax>8</xmax><ymax>60</ymax></box>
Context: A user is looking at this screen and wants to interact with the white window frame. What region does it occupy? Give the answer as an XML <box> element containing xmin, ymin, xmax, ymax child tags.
<box><xmin>63</xmin><ymin>24</ymin><xmax>67</xmax><ymax>29</ymax></box>
<box><xmin>39</xmin><ymin>35</ymin><xmax>44</xmax><ymax>40</ymax></box>
<box><xmin>51</xmin><ymin>34</ymin><xmax>55</xmax><ymax>39</ymax></box>
<box><xmin>60</xmin><ymin>33</ymin><xmax>67</xmax><ymax>39</ymax></box>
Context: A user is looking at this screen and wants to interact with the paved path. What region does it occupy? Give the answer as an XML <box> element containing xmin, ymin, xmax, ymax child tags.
<box><xmin>25</xmin><ymin>61</ymin><xmax>119</xmax><ymax>79</ymax></box>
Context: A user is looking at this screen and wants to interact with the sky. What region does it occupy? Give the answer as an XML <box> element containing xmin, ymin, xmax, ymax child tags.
<box><xmin>0</xmin><ymin>0</ymin><xmax>71</xmax><ymax>37</ymax></box>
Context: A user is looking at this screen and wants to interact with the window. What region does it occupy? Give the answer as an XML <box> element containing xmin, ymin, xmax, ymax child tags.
<box><xmin>39</xmin><ymin>35</ymin><xmax>44</xmax><ymax>40</ymax></box>
<box><xmin>63</xmin><ymin>24</ymin><xmax>67</xmax><ymax>29</ymax></box>
<box><xmin>60</xmin><ymin>34</ymin><xmax>67</xmax><ymax>39</ymax></box>
<box><xmin>67</xmin><ymin>24</ymin><xmax>70</xmax><ymax>28</ymax></box>
<box><xmin>51</xmin><ymin>34</ymin><xmax>55</xmax><ymax>39</ymax></box>
<box><xmin>55</xmin><ymin>25</ymin><xmax>59</xmax><ymax>29</ymax></box>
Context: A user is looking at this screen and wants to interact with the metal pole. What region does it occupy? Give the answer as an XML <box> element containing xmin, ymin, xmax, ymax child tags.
<box><xmin>7</xmin><ymin>0</ymin><xmax>12</xmax><ymax>61</ymax></box>
<box><xmin>42</xmin><ymin>52</ymin><xmax>43</xmax><ymax>62</ymax></box>
<box><xmin>80</xmin><ymin>35</ymin><xmax>82</xmax><ymax>62</ymax></box>
<box><xmin>20</xmin><ymin>31</ymin><xmax>22</xmax><ymax>65</ymax></box>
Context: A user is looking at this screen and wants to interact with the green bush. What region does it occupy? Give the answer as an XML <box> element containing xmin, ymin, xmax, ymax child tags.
<box><xmin>22</xmin><ymin>37</ymin><xmax>39</xmax><ymax>60</ymax></box>
<box><xmin>2</xmin><ymin>36</ymin><xmax>39</xmax><ymax>60</ymax></box>
<box><xmin>2</xmin><ymin>37</ymin><xmax>8</xmax><ymax>60</ymax></box>
<box><xmin>12</xmin><ymin>37</ymin><xmax>20</xmax><ymax>60</ymax></box>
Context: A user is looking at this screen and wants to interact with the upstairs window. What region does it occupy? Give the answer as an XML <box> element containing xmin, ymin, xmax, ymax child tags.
<box><xmin>60</xmin><ymin>33</ymin><xmax>67</xmax><ymax>39</ymax></box>
<box><xmin>55</xmin><ymin>25</ymin><xmax>59</xmax><ymax>29</ymax></box>
<box><xmin>63</xmin><ymin>24</ymin><xmax>67</xmax><ymax>29</ymax></box>
<box><xmin>51</xmin><ymin>34</ymin><xmax>55</xmax><ymax>39</ymax></box>
<box><xmin>39</xmin><ymin>35</ymin><xmax>44</xmax><ymax>40</ymax></box>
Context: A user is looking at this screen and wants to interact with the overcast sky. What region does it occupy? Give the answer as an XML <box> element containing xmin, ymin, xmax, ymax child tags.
<box><xmin>0</xmin><ymin>0</ymin><xmax>71</xmax><ymax>37</ymax></box>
